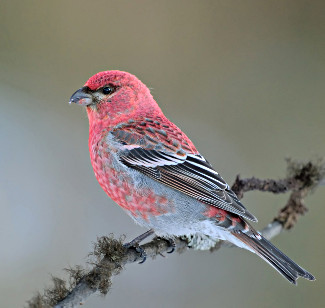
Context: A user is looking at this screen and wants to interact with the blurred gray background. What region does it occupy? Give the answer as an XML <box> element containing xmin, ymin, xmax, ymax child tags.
<box><xmin>1</xmin><ymin>1</ymin><xmax>324</xmax><ymax>307</ymax></box>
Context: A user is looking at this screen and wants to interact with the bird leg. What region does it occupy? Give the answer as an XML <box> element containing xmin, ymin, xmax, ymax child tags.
<box><xmin>123</xmin><ymin>229</ymin><xmax>155</xmax><ymax>264</ymax></box>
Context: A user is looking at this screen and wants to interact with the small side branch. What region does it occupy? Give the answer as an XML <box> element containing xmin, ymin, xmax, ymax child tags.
<box><xmin>231</xmin><ymin>176</ymin><xmax>291</xmax><ymax>199</ymax></box>
<box><xmin>232</xmin><ymin>158</ymin><xmax>324</xmax><ymax>230</ymax></box>
<box><xmin>26</xmin><ymin>159</ymin><xmax>324</xmax><ymax>308</ymax></box>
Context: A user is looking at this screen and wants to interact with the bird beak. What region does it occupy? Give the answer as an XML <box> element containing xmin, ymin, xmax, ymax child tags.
<box><xmin>69</xmin><ymin>87</ymin><xmax>93</xmax><ymax>106</ymax></box>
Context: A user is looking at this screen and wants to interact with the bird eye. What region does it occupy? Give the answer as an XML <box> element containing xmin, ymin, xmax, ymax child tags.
<box><xmin>102</xmin><ymin>86</ymin><xmax>113</xmax><ymax>95</ymax></box>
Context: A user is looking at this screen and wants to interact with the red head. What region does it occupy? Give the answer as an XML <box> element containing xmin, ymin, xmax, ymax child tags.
<box><xmin>70</xmin><ymin>70</ymin><xmax>163</xmax><ymax>128</ymax></box>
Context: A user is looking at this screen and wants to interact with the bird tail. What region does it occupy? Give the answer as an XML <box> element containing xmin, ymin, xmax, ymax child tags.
<box><xmin>232</xmin><ymin>231</ymin><xmax>315</xmax><ymax>284</ymax></box>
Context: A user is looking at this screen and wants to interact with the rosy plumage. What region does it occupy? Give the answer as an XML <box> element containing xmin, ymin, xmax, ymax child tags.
<box><xmin>70</xmin><ymin>70</ymin><xmax>314</xmax><ymax>284</ymax></box>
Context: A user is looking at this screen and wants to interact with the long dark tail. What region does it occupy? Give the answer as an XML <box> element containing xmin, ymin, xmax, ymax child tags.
<box><xmin>233</xmin><ymin>231</ymin><xmax>315</xmax><ymax>284</ymax></box>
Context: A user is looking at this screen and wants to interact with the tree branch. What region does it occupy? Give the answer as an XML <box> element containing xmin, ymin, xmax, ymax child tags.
<box><xmin>26</xmin><ymin>158</ymin><xmax>325</xmax><ymax>308</ymax></box>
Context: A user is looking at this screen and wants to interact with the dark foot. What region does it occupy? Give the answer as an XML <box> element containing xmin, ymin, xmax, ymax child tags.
<box><xmin>155</xmin><ymin>237</ymin><xmax>176</xmax><ymax>254</ymax></box>
<box><xmin>123</xmin><ymin>229</ymin><xmax>154</xmax><ymax>264</ymax></box>
<box><xmin>166</xmin><ymin>238</ymin><xmax>176</xmax><ymax>254</ymax></box>
<box><xmin>135</xmin><ymin>244</ymin><xmax>147</xmax><ymax>264</ymax></box>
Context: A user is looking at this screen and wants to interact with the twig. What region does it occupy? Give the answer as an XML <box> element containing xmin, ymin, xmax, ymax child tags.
<box><xmin>26</xmin><ymin>158</ymin><xmax>324</xmax><ymax>308</ymax></box>
<box><xmin>232</xmin><ymin>158</ymin><xmax>324</xmax><ymax>230</ymax></box>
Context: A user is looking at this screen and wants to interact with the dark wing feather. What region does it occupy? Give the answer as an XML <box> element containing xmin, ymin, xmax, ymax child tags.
<box><xmin>119</xmin><ymin>146</ymin><xmax>257</xmax><ymax>222</ymax></box>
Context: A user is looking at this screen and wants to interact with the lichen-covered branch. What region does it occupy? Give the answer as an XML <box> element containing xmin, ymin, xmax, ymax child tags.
<box><xmin>26</xmin><ymin>159</ymin><xmax>325</xmax><ymax>308</ymax></box>
<box><xmin>231</xmin><ymin>158</ymin><xmax>324</xmax><ymax>230</ymax></box>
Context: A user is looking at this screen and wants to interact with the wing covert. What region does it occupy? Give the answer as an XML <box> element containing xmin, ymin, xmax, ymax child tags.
<box><xmin>111</xmin><ymin>124</ymin><xmax>257</xmax><ymax>222</ymax></box>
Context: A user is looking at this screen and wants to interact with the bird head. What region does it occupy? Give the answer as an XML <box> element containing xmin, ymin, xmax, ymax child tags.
<box><xmin>70</xmin><ymin>70</ymin><xmax>161</xmax><ymax>126</ymax></box>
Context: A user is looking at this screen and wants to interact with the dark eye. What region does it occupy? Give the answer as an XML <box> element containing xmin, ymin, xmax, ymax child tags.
<box><xmin>102</xmin><ymin>86</ymin><xmax>113</xmax><ymax>95</ymax></box>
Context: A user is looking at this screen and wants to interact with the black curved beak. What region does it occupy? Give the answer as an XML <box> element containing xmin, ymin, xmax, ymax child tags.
<box><xmin>69</xmin><ymin>87</ymin><xmax>93</xmax><ymax>106</ymax></box>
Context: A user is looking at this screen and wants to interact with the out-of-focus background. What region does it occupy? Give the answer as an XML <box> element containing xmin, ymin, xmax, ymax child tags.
<box><xmin>1</xmin><ymin>1</ymin><xmax>324</xmax><ymax>307</ymax></box>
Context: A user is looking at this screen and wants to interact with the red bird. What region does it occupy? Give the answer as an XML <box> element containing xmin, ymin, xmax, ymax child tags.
<box><xmin>70</xmin><ymin>70</ymin><xmax>314</xmax><ymax>284</ymax></box>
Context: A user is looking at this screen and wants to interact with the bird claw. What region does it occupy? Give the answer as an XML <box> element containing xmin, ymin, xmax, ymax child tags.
<box><xmin>166</xmin><ymin>238</ymin><xmax>176</xmax><ymax>254</ymax></box>
<box><xmin>123</xmin><ymin>229</ymin><xmax>154</xmax><ymax>264</ymax></box>
<box><xmin>123</xmin><ymin>243</ymin><xmax>147</xmax><ymax>264</ymax></box>
<box><xmin>136</xmin><ymin>245</ymin><xmax>147</xmax><ymax>264</ymax></box>
<box><xmin>167</xmin><ymin>247</ymin><xmax>175</xmax><ymax>254</ymax></box>
<box><xmin>155</xmin><ymin>237</ymin><xmax>176</xmax><ymax>254</ymax></box>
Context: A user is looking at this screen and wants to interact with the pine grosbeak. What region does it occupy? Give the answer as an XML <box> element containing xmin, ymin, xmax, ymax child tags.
<box><xmin>70</xmin><ymin>70</ymin><xmax>314</xmax><ymax>284</ymax></box>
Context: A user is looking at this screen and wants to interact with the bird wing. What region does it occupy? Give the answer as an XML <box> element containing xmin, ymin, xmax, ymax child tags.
<box><xmin>111</xmin><ymin>120</ymin><xmax>257</xmax><ymax>222</ymax></box>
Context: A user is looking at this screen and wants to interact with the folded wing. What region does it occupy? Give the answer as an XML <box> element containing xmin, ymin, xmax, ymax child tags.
<box><xmin>112</xmin><ymin>126</ymin><xmax>257</xmax><ymax>222</ymax></box>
